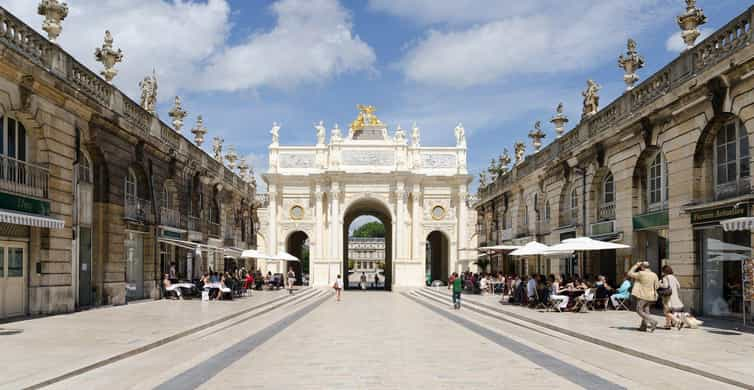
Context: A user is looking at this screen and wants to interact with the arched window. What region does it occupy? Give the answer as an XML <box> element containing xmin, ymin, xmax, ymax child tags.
<box><xmin>602</xmin><ymin>173</ymin><xmax>614</xmax><ymax>204</ymax></box>
<box><xmin>0</xmin><ymin>115</ymin><xmax>28</xmax><ymax>161</ymax></box>
<box><xmin>714</xmin><ymin>118</ymin><xmax>750</xmax><ymax>198</ymax></box>
<box><xmin>523</xmin><ymin>204</ymin><xmax>529</xmax><ymax>226</ymax></box>
<box><xmin>125</xmin><ymin>168</ymin><xmax>137</xmax><ymax>200</ymax></box>
<box><xmin>162</xmin><ymin>184</ymin><xmax>171</xmax><ymax>209</ymax></box>
<box><xmin>78</xmin><ymin>151</ymin><xmax>92</xmax><ymax>184</ymax></box>
<box><xmin>647</xmin><ymin>152</ymin><xmax>668</xmax><ymax>210</ymax></box>
<box><xmin>545</xmin><ymin>200</ymin><xmax>551</xmax><ymax>222</ymax></box>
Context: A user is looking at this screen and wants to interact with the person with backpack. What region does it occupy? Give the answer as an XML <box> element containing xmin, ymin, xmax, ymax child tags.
<box><xmin>451</xmin><ymin>272</ymin><xmax>463</xmax><ymax>309</ymax></box>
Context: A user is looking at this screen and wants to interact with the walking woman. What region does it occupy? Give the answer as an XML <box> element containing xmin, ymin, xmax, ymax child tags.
<box><xmin>333</xmin><ymin>274</ymin><xmax>344</xmax><ymax>302</ymax></box>
<box><xmin>660</xmin><ymin>265</ymin><xmax>684</xmax><ymax>329</ymax></box>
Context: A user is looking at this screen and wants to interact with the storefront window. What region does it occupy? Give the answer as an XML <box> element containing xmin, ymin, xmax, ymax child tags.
<box><xmin>698</xmin><ymin>228</ymin><xmax>750</xmax><ymax>318</ymax></box>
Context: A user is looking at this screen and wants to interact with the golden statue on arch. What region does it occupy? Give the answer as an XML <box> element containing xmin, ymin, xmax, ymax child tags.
<box><xmin>351</xmin><ymin>104</ymin><xmax>382</xmax><ymax>131</ymax></box>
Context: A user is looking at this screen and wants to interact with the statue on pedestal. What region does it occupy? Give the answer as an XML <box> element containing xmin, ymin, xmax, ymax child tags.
<box><xmin>618</xmin><ymin>39</ymin><xmax>645</xmax><ymax>91</ymax></box>
<box><xmin>454</xmin><ymin>122</ymin><xmax>466</xmax><ymax>148</ymax></box>
<box><xmin>677</xmin><ymin>0</ymin><xmax>707</xmax><ymax>50</ymax></box>
<box><xmin>168</xmin><ymin>96</ymin><xmax>187</xmax><ymax>132</ymax></box>
<box><xmin>411</xmin><ymin>122</ymin><xmax>420</xmax><ymax>147</ymax></box>
<box><xmin>550</xmin><ymin>102</ymin><xmax>569</xmax><ymax>139</ymax></box>
<box><xmin>94</xmin><ymin>30</ymin><xmax>124</xmax><ymax>83</ymax></box>
<box><xmin>315</xmin><ymin>120</ymin><xmax>326</xmax><ymax>145</ymax></box>
<box><xmin>270</xmin><ymin>122</ymin><xmax>280</xmax><ymax>145</ymax></box>
<box><xmin>212</xmin><ymin>136</ymin><xmax>224</xmax><ymax>161</ymax></box>
<box><xmin>582</xmin><ymin>79</ymin><xmax>601</xmax><ymax>118</ymax></box>
<box><xmin>139</xmin><ymin>69</ymin><xmax>158</xmax><ymax>115</ymax></box>
<box><xmin>514</xmin><ymin>141</ymin><xmax>526</xmax><ymax>165</ymax></box>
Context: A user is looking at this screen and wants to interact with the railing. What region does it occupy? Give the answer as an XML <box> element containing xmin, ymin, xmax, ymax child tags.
<box><xmin>598</xmin><ymin>202</ymin><xmax>616</xmax><ymax>221</ymax></box>
<box><xmin>0</xmin><ymin>156</ymin><xmax>49</xmax><ymax>199</ymax></box>
<box><xmin>207</xmin><ymin>221</ymin><xmax>221</xmax><ymax>238</ymax></box>
<box><xmin>124</xmin><ymin>196</ymin><xmax>153</xmax><ymax>224</ymax></box>
<box><xmin>188</xmin><ymin>215</ymin><xmax>201</xmax><ymax>232</ymax></box>
<box><xmin>160</xmin><ymin>207</ymin><xmax>181</xmax><ymax>229</ymax></box>
<box><xmin>715</xmin><ymin>177</ymin><xmax>751</xmax><ymax>201</ymax></box>
<box><xmin>255</xmin><ymin>193</ymin><xmax>270</xmax><ymax>208</ymax></box>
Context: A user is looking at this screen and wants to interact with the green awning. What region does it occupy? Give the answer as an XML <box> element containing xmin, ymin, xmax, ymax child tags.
<box><xmin>633</xmin><ymin>210</ymin><xmax>668</xmax><ymax>231</ymax></box>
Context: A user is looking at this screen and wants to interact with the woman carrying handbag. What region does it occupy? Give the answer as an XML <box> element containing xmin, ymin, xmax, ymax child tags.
<box><xmin>659</xmin><ymin>265</ymin><xmax>684</xmax><ymax>329</ymax></box>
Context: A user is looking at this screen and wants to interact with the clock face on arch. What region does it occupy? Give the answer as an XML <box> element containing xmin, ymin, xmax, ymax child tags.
<box><xmin>290</xmin><ymin>205</ymin><xmax>304</xmax><ymax>220</ymax></box>
<box><xmin>431</xmin><ymin>205</ymin><xmax>446</xmax><ymax>220</ymax></box>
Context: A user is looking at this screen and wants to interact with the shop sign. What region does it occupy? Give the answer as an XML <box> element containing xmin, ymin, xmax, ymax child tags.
<box><xmin>160</xmin><ymin>229</ymin><xmax>183</xmax><ymax>240</ymax></box>
<box><xmin>633</xmin><ymin>210</ymin><xmax>669</xmax><ymax>231</ymax></box>
<box><xmin>690</xmin><ymin>205</ymin><xmax>747</xmax><ymax>225</ymax></box>
<box><xmin>0</xmin><ymin>192</ymin><xmax>50</xmax><ymax>216</ymax></box>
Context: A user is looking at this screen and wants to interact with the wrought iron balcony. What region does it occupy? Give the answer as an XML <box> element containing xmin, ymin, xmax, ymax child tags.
<box><xmin>207</xmin><ymin>221</ymin><xmax>221</xmax><ymax>238</ymax></box>
<box><xmin>124</xmin><ymin>196</ymin><xmax>153</xmax><ymax>224</ymax></box>
<box><xmin>0</xmin><ymin>156</ymin><xmax>49</xmax><ymax>199</ymax></box>
<box><xmin>160</xmin><ymin>207</ymin><xmax>182</xmax><ymax>229</ymax></box>
<box><xmin>598</xmin><ymin>202</ymin><xmax>616</xmax><ymax>221</ymax></box>
<box><xmin>188</xmin><ymin>215</ymin><xmax>201</xmax><ymax>232</ymax></box>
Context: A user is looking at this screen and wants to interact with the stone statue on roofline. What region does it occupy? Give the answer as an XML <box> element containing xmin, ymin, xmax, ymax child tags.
<box><xmin>139</xmin><ymin>69</ymin><xmax>158</xmax><ymax>115</ymax></box>
<box><xmin>677</xmin><ymin>0</ymin><xmax>707</xmax><ymax>50</ymax></box>
<box><xmin>478</xmin><ymin>171</ymin><xmax>487</xmax><ymax>188</ymax></box>
<box><xmin>454</xmin><ymin>122</ymin><xmax>466</xmax><ymax>148</ymax></box>
<box><xmin>168</xmin><ymin>96</ymin><xmax>187</xmax><ymax>132</ymax></box>
<box><xmin>331</xmin><ymin>123</ymin><xmax>343</xmax><ymax>143</ymax></box>
<box><xmin>394</xmin><ymin>124</ymin><xmax>407</xmax><ymax>144</ymax></box>
<box><xmin>514</xmin><ymin>141</ymin><xmax>526</xmax><ymax>165</ymax></box>
<box><xmin>582</xmin><ymin>79</ymin><xmax>601</xmax><ymax>118</ymax></box>
<box><xmin>315</xmin><ymin>120</ymin><xmax>326</xmax><ymax>145</ymax></box>
<box><xmin>411</xmin><ymin>122</ymin><xmax>420</xmax><ymax>147</ymax></box>
<box><xmin>212</xmin><ymin>136</ymin><xmax>223</xmax><ymax>161</ymax></box>
<box><xmin>270</xmin><ymin>122</ymin><xmax>280</xmax><ymax>145</ymax></box>
<box><xmin>618</xmin><ymin>38</ymin><xmax>645</xmax><ymax>91</ymax></box>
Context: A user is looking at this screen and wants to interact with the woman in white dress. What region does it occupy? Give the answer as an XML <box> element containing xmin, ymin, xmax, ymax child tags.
<box><xmin>333</xmin><ymin>274</ymin><xmax>344</xmax><ymax>301</ymax></box>
<box><xmin>660</xmin><ymin>265</ymin><xmax>684</xmax><ymax>329</ymax></box>
<box><xmin>548</xmin><ymin>275</ymin><xmax>569</xmax><ymax>311</ymax></box>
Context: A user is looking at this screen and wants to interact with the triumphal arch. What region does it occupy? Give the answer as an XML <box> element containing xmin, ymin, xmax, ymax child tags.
<box><xmin>256</xmin><ymin>106</ymin><xmax>475</xmax><ymax>289</ymax></box>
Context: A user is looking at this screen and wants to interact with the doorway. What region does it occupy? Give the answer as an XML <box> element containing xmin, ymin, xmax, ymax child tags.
<box><xmin>78</xmin><ymin>227</ymin><xmax>93</xmax><ymax>307</ymax></box>
<box><xmin>426</xmin><ymin>231</ymin><xmax>449</xmax><ymax>285</ymax></box>
<box><xmin>0</xmin><ymin>242</ymin><xmax>27</xmax><ymax>319</ymax></box>
<box><xmin>286</xmin><ymin>231</ymin><xmax>309</xmax><ymax>285</ymax></box>
<box><xmin>125</xmin><ymin>232</ymin><xmax>144</xmax><ymax>300</ymax></box>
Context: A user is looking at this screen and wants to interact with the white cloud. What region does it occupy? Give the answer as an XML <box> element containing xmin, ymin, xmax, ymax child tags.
<box><xmin>4</xmin><ymin>0</ymin><xmax>230</xmax><ymax>102</ymax></box>
<box><xmin>665</xmin><ymin>28</ymin><xmax>713</xmax><ymax>52</ymax></box>
<box><xmin>380</xmin><ymin>0</ymin><xmax>674</xmax><ymax>88</ymax></box>
<box><xmin>198</xmin><ymin>0</ymin><xmax>376</xmax><ymax>92</ymax></box>
<box><xmin>4</xmin><ymin>0</ymin><xmax>375</xmax><ymax>101</ymax></box>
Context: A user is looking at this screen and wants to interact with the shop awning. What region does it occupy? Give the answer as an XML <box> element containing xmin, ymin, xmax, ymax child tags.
<box><xmin>224</xmin><ymin>247</ymin><xmax>244</xmax><ymax>257</ymax></box>
<box><xmin>721</xmin><ymin>217</ymin><xmax>754</xmax><ymax>232</ymax></box>
<box><xmin>157</xmin><ymin>238</ymin><xmax>222</xmax><ymax>254</ymax></box>
<box><xmin>0</xmin><ymin>209</ymin><xmax>64</xmax><ymax>229</ymax></box>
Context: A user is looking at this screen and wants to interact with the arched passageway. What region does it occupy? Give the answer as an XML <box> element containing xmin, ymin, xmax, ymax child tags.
<box><xmin>343</xmin><ymin>199</ymin><xmax>392</xmax><ymax>290</ymax></box>
<box><xmin>426</xmin><ymin>231</ymin><xmax>449</xmax><ymax>285</ymax></box>
<box><xmin>286</xmin><ymin>231</ymin><xmax>309</xmax><ymax>285</ymax></box>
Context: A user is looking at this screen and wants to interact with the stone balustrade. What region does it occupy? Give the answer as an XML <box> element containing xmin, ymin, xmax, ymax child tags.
<box><xmin>598</xmin><ymin>202</ymin><xmax>616</xmax><ymax>221</ymax></box>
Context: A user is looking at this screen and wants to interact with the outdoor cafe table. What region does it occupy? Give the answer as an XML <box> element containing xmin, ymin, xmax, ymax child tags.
<box><xmin>489</xmin><ymin>281</ymin><xmax>505</xmax><ymax>295</ymax></box>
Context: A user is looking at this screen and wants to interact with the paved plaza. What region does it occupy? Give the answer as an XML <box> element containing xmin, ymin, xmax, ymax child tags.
<box><xmin>2</xmin><ymin>289</ymin><xmax>752</xmax><ymax>389</ymax></box>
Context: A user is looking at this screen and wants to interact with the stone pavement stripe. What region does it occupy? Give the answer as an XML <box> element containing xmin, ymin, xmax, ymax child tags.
<box><xmin>23</xmin><ymin>288</ymin><xmax>313</xmax><ymax>390</ymax></box>
<box><xmin>422</xmin><ymin>288</ymin><xmax>754</xmax><ymax>390</ymax></box>
<box><xmin>155</xmin><ymin>290</ymin><xmax>331</xmax><ymax>390</ymax></box>
<box><xmin>404</xmin><ymin>292</ymin><xmax>626</xmax><ymax>390</ymax></box>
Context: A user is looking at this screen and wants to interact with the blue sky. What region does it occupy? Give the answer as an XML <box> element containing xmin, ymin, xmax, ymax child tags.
<box><xmin>6</xmin><ymin>0</ymin><xmax>747</xmax><ymax>194</ymax></box>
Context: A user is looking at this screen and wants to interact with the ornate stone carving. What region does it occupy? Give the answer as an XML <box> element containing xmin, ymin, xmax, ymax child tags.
<box><xmin>270</xmin><ymin>122</ymin><xmax>280</xmax><ymax>146</ymax></box>
<box><xmin>279</xmin><ymin>153</ymin><xmax>316</xmax><ymax>168</ymax></box>
<box><xmin>499</xmin><ymin>149</ymin><xmax>511</xmax><ymax>174</ymax></box>
<box><xmin>168</xmin><ymin>96</ymin><xmax>187</xmax><ymax>132</ymax></box>
<box><xmin>212</xmin><ymin>136</ymin><xmax>223</xmax><ymax>161</ymax></box>
<box><xmin>581</xmin><ymin>79</ymin><xmax>601</xmax><ymax>118</ymax></box>
<box><xmin>550</xmin><ymin>102</ymin><xmax>569</xmax><ymax>139</ymax></box>
<box><xmin>514</xmin><ymin>141</ymin><xmax>526</xmax><ymax>165</ymax></box>
<box><xmin>421</xmin><ymin>153</ymin><xmax>456</xmax><ymax>169</ymax></box>
<box><xmin>191</xmin><ymin>115</ymin><xmax>207</xmax><ymax>146</ymax></box>
<box><xmin>330</xmin><ymin>123</ymin><xmax>343</xmax><ymax>143</ymax></box>
<box><xmin>478</xmin><ymin>171</ymin><xmax>487</xmax><ymax>188</ymax></box>
<box><xmin>618</xmin><ymin>39</ymin><xmax>645</xmax><ymax>91</ymax></box>
<box><xmin>315</xmin><ymin>120</ymin><xmax>326</xmax><ymax>145</ymax></box>
<box><xmin>350</xmin><ymin>104</ymin><xmax>382</xmax><ymax>130</ymax></box>
<box><xmin>342</xmin><ymin>150</ymin><xmax>394</xmax><ymax>166</ymax></box>
<box><xmin>138</xmin><ymin>69</ymin><xmax>158</xmax><ymax>115</ymax></box>
<box><xmin>94</xmin><ymin>30</ymin><xmax>123</xmax><ymax>83</ymax></box>
<box><xmin>677</xmin><ymin>0</ymin><xmax>707</xmax><ymax>50</ymax></box>
<box><xmin>225</xmin><ymin>145</ymin><xmax>238</xmax><ymax>169</ymax></box>
<box><xmin>394</xmin><ymin>124</ymin><xmax>407</xmax><ymax>145</ymax></box>
<box><xmin>37</xmin><ymin>0</ymin><xmax>68</xmax><ymax>43</ymax></box>
<box><xmin>528</xmin><ymin>121</ymin><xmax>546</xmax><ymax>152</ymax></box>
<box><xmin>454</xmin><ymin>122</ymin><xmax>466</xmax><ymax>148</ymax></box>
<box><xmin>411</xmin><ymin>122</ymin><xmax>420</xmax><ymax>147</ymax></box>
<box><xmin>238</xmin><ymin>158</ymin><xmax>249</xmax><ymax>180</ymax></box>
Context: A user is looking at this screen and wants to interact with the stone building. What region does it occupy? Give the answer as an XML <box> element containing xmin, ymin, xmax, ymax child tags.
<box><xmin>0</xmin><ymin>7</ymin><xmax>256</xmax><ymax>319</ymax></box>
<box><xmin>348</xmin><ymin>237</ymin><xmax>385</xmax><ymax>272</ymax></box>
<box><xmin>475</xmin><ymin>6</ymin><xmax>754</xmax><ymax>320</ymax></box>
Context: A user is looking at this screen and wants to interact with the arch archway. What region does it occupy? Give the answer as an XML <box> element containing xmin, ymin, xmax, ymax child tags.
<box><xmin>343</xmin><ymin>197</ymin><xmax>392</xmax><ymax>291</ymax></box>
<box><xmin>285</xmin><ymin>231</ymin><xmax>309</xmax><ymax>286</ymax></box>
<box><xmin>426</xmin><ymin>231</ymin><xmax>450</xmax><ymax>284</ymax></box>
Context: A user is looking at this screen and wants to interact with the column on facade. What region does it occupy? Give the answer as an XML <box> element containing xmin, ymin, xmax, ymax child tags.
<box><xmin>395</xmin><ymin>182</ymin><xmax>406</xmax><ymax>260</ymax></box>
<box><xmin>314</xmin><ymin>189</ymin><xmax>323</xmax><ymax>259</ymax></box>
<box><xmin>457</xmin><ymin>186</ymin><xmax>468</xmax><ymax>274</ymax></box>
<box><xmin>267</xmin><ymin>186</ymin><xmax>277</xmax><ymax>258</ymax></box>
<box><xmin>329</xmin><ymin>182</ymin><xmax>340</xmax><ymax>259</ymax></box>
<box><xmin>411</xmin><ymin>186</ymin><xmax>423</xmax><ymax>261</ymax></box>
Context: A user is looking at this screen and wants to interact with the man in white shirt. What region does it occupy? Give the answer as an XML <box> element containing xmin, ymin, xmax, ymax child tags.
<box><xmin>527</xmin><ymin>274</ymin><xmax>537</xmax><ymax>302</ymax></box>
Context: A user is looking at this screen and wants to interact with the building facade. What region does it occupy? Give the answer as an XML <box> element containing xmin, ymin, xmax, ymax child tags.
<box><xmin>348</xmin><ymin>237</ymin><xmax>385</xmax><ymax>272</ymax></box>
<box><xmin>475</xmin><ymin>6</ymin><xmax>754</xmax><ymax>319</ymax></box>
<box><xmin>0</xmin><ymin>7</ymin><xmax>256</xmax><ymax>319</ymax></box>
<box><xmin>256</xmin><ymin>107</ymin><xmax>476</xmax><ymax>289</ymax></box>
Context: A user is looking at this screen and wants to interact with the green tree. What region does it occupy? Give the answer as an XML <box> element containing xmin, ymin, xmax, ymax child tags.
<box><xmin>474</xmin><ymin>258</ymin><xmax>491</xmax><ymax>273</ymax></box>
<box><xmin>352</xmin><ymin>221</ymin><xmax>385</xmax><ymax>238</ymax></box>
<box><xmin>348</xmin><ymin>259</ymin><xmax>356</xmax><ymax>270</ymax></box>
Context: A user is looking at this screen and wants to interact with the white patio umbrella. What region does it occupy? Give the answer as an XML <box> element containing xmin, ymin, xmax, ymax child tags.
<box><xmin>275</xmin><ymin>251</ymin><xmax>300</xmax><ymax>262</ymax></box>
<box><xmin>510</xmin><ymin>241</ymin><xmax>554</xmax><ymax>256</ymax></box>
<box><xmin>240</xmin><ymin>249</ymin><xmax>280</xmax><ymax>260</ymax></box>
<box><xmin>479</xmin><ymin>244</ymin><xmax>521</xmax><ymax>251</ymax></box>
<box><xmin>545</xmin><ymin>237</ymin><xmax>630</xmax><ymax>253</ymax></box>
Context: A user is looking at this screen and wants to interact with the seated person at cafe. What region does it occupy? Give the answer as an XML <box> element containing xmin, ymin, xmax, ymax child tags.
<box><xmin>162</xmin><ymin>273</ymin><xmax>192</xmax><ymax>300</ymax></box>
<box><xmin>216</xmin><ymin>274</ymin><xmax>233</xmax><ymax>300</ymax></box>
<box><xmin>594</xmin><ymin>275</ymin><xmax>613</xmax><ymax>309</ymax></box>
<box><xmin>610</xmin><ymin>273</ymin><xmax>632</xmax><ymax>309</ymax></box>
